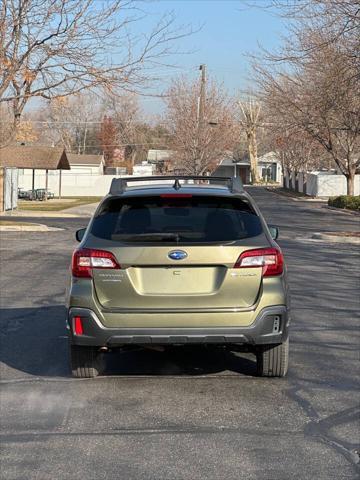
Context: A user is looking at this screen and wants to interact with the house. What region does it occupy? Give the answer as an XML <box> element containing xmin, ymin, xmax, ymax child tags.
<box><xmin>213</xmin><ymin>151</ymin><xmax>282</xmax><ymax>184</ymax></box>
<box><xmin>133</xmin><ymin>162</ymin><xmax>155</xmax><ymax>177</ymax></box>
<box><xmin>258</xmin><ymin>152</ymin><xmax>283</xmax><ymax>183</ymax></box>
<box><xmin>66</xmin><ymin>153</ymin><xmax>104</xmax><ymax>175</ymax></box>
<box><xmin>147</xmin><ymin>149</ymin><xmax>174</xmax><ymax>173</ymax></box>
<box><xmin>147</xmin><ymin>149</ymin><xmax>173</xmax><ymax>164</ymax></box>
<box><xmin>0</xmin><ymin>145</ymin><xmax>70</xmax><ymax>202</ymax></box>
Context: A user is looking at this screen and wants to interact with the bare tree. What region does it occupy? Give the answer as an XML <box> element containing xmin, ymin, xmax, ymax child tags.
<box><xmin>99</xmin><ymin>92</ymin><xmax>172</xmax><ymax>170</ymax></box>
<box><xmin>98</xmin><ymin>115</ymin><xmax>118</xmax><ymax>166</ymax></box>
<box><xmin>252</xmin><ymin>4</ymin><xmax>360</xmax><ymax>194</ymax></box>
<box><xmin>46</xmin><ymin>94</ymin><xmax>100</xmax><ymax>153</ymax></box>
<box><xmin>272</xmin><ymin>129</ymin><xmax>324</xmax><ymax>179</ymax></box>
<box><xmin>259</xmin><ymin>45</ymin><xmax>359</xmax><ymax>194</ymax></box>
<box><xmin>0</xmin><ymin>0</ymin><xmax>194</xmax><ymax>139</ymax></box>
<box><xmin>101</xmin><ymin>93</ymin><xmax>141</xmax><ymax>167</ymax></box>
<box><xmin>262</xmin><ymin>0</ymin><xmax>360</xmax><ymax>64</ymax></box>
<box><xmin>237</xmin><ymin>98</ymin><xmax>261</xmax><ymax>183</ymax></box>
<box><xmin>164</xmin><ymin>77</ymin><xmax>238</xmax><ymax>175</ymax></box>
<box><xmin>41</xmin><ymin>89</ymin><xmax>172</xmax><ymax>167</ymax></box>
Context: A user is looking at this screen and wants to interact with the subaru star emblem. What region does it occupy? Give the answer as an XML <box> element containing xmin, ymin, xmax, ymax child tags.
<box><xmin>168</xmin><ymin>250</ymin><xmax>188</xmax><ymax>261</ymax></box>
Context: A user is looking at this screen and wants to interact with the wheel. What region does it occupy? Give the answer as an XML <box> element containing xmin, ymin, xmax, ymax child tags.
<box><xmin>69</xmin><ymin>344</ymin><xmax>104</xmax><ymax>378</ymax></box>
<box><xmin>256</xmin><ymin>338</ymin><xmax>289</xmax><ymax>377</ymax></box>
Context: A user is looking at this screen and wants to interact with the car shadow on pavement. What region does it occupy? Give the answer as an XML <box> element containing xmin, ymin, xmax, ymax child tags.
<box><xmin>0</xmin><ymin>305</ymin><xmax>257</xmax><ymax>378</ymax></box>
<box><xmin>105</xmin><ymin>346</ymin><xmax>257</xmax><ymax>377</ymax></box>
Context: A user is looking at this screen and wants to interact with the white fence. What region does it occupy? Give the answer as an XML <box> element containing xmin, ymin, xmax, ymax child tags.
<box><xmin>18</xmin><ymin>172</ymin><xmax>172</xmax><ymax>197</ymax></box>
<box><xmin>283</xmin><ymin>171</ymin><xmax>360</xmax><ymax>197</ymax></box>
<box><xmin>19</xmin><ymin>170</ymin><xmax>360</xmax><ymax>198</ymax></box>
<box><xmin>19</xmin><ymin>172</ymin><xmax>121</xmax><ymax>196</ymax></box>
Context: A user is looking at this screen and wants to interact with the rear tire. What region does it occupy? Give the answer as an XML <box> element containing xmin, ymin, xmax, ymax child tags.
<box><xmin>256</xmin><ymin>338</ymin><xmax>289</xmax><ymax>377</ymax></box>
<box><xmin>70</xmin><ymin>344</ymin><xmax>104</xmax><ymax>378</ymax></box>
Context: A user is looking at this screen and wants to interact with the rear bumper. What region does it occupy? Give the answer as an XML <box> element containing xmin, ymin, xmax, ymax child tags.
<box><xmin>68</xmin><ymin>306</ymin><xmax>289</xmax><ymax>347</ymax></box>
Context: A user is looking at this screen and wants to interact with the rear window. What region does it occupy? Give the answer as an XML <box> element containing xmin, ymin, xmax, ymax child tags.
<box><xmin>91</xmin><ymin>195</ymin><xmax>263</xmax><ymax>244</ymax></box>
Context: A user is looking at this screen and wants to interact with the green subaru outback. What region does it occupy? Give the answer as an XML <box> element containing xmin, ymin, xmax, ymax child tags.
<box><xmin>67</xmin><ymin>176</ymin><xmax>290</xmax><ymax>378</ymax></box>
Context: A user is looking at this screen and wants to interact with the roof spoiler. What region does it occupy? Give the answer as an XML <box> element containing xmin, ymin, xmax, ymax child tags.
<box><xmin>109</xmin><ymin>175</ymin><xmax>243</xmax><ymax>195</ymax></box>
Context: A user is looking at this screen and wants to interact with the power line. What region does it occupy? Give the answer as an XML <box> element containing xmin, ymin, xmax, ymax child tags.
<box><xmin>12</xmin><ymin>142</ymin><xmax>171</xmax><ymax>148</ymax></box>
<box><xmin>0</xmin><ymin>120</ymin><xmax>171</xmax><ymax>127</ymax></box>
<box><xmin>0</xmin><ymin>120</ymin><xmax>174</xmax><ymax>138</ymax></box>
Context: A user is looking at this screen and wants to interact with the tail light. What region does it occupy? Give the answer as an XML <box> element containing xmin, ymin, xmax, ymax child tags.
<box><xmin>72</xmin><ymin>248</ymin><xmax>120</xmax><ymax>278</ymax></box>
<box><xmin>234</xmin><ymin>248</ymin><xmax>284</xmax><ymax>277</ymax></box>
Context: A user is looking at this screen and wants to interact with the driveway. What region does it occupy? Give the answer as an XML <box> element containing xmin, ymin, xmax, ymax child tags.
<box><xmin>0</xmin><ymin>187</ymin><xmax>359</xmax><ymax>479</ymax></box>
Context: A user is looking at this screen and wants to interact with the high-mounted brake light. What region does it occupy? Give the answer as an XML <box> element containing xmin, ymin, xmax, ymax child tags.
<box><xmin>72</xmin><ymin>248</ymin><xmax>120</xmax><ymax>278</ymax></box>
<box><xmin>160</xmin><ymin>194</ymin><xmax>193</xmax><ymax>198</ymax></box>
<box><xmin>234</xmin><ymin>248</ymin><xmax>283</xmax><ymax>277</ymax></box>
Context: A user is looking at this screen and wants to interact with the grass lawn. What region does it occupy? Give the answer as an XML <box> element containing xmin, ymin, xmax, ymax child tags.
<box><xmin>18</xmin><ymin>196</ymin><xmax>102</xmax><ymax>211</ymax></box>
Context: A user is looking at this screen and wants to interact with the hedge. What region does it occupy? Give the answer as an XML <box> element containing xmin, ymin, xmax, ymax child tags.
<box><xmin>328</xmin><ymin>195</ymin><xmax>360</xmax><ymax>211</ymax></box>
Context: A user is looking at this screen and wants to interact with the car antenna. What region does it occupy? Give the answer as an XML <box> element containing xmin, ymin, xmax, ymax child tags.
<box><xmin>173</xmin><ymin>178</ymin><xmax>181</xmax><ymax>190</ymax></box>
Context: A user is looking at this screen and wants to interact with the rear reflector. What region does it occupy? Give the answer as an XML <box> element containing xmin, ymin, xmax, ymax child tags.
<box><xmin>234</xmin><ymin>248</ymin><xmax>284</xmax><ymax>276</ymax></box>
<box><xmin>74</xmin><ymin>316</ymin><xmax>84</xmax><ymax>335</ymax></box>
<box><xmin>72</xmin><ymin>248</ymin><xmax>120</xmax><ymax>278</ymax></box>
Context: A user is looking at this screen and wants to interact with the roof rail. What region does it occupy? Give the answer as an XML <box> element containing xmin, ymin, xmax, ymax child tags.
<box><xmin>109</xmin><ymin>175</ymin><xmax>243</xmax><ymax>195</ymax></box>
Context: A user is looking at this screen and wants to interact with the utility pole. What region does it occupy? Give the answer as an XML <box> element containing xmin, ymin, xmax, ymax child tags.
<box><xmin>198</xmin><ymin>64</ymin><xmax>206</xmax><ymax>130</ymax></box>
<box><xmin>196</xmin><ymin>64</ymin><xmax>206</xmax><ymax>174</ymax></box>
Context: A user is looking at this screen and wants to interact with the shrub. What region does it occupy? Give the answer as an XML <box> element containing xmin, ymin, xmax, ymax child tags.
<box><xmin>328</xmin><ymin>195</ymin><xmax>360</xmax><ymax>211</ymax></box>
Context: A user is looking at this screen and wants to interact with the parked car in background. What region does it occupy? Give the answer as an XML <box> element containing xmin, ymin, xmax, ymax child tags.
<box><xmin>18</xmin><ymin>189</ymin><xmax>36</xmax><ymax>200</ymax></box>
<box><xmin>35</xmin><ymin>189</ymin><xmax>55</xmax><ymax>200</ymax></box>
<box><xmin>18</xmin><ymin>188</ymin><xmax>55</xmax><ymax>201</ymax></box>
<box><xmin>67</xmin><ymin>176</ymin><xmax>290</xmax><ymax>378</ymax></box>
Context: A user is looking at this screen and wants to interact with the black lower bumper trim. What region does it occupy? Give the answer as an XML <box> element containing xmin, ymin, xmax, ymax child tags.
<box><xmin>107</xmin><ymin>334</ymin><xmax>248</xmax><ymax>345</ymax></box>
<box><xmin>68</xmin><ymin>306</ymin><xmax>289</xmax><ymax>347</ymax></box>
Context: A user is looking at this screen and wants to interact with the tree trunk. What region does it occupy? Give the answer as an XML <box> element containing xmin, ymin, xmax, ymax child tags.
<box><xmin>14</xmin><ymin>113</ymin><xmax>21</xmax><ymax>129</ymax></box>
<box><xmin>346</xmin><ymin>172</ymin><xmax>355</xmax><ymax>196</ymax></box>
<box><xmin>248</xmin><ymin>129</ymin><xmax>260</xmax><ymax>184</ymax></box>
<box><xmin>45</xmin><ymin>169</ymin><xmax>48</xmax><ymax>202</ymax></box>
<box><xmin>83</xmin><ymin>125</ymin><xmax>88</xmax><ymax>154</ymax></box>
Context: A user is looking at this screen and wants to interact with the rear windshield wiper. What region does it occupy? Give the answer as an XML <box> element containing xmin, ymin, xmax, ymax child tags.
<box><xmin>112</xmin><ymin>232</ymin><xmax>181</xmax><ymax>242</ymax></box>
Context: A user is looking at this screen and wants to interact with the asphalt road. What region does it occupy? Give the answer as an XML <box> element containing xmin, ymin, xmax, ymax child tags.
<box><xmin>1</xmin><ymin>187</ymin><xmax>359</xmax><ymax>479</ymax></box>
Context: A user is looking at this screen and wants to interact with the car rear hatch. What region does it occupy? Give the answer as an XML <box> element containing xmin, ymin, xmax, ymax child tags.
<box><xmin>86</xmin><ymin>193</ymin><xmax>269</xmax><ymax>311</ymax></box>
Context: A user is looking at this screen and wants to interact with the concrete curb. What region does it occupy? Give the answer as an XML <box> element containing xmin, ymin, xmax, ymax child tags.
<box><xmin>0</xmin><ymin>224</ymin><xmax>63</xmax><ymax>232</ymax></box>
<box><xmin>312</xmin><ymin>233</ymin><xmax>360</xmax><ymax>244</ymax></box>
<box><xmin>324</xmin><ymin>206</ymin><xmax>360</xmax><ymax>216</ymax></box>
<box><xmin>267</xmin><ymin>188</ymin><xmax>360</xmax><ymax>216</ymax></box>
<box><xmin>265</xmin><ymin>187</ymin><xmax>327</xmax><ymax>203</ymax></box>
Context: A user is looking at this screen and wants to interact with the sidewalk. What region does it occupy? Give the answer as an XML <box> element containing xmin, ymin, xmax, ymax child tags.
<box><xmin>0</xmin><ymin>220</ymin><xmax>63</xmax><ymax>232</ymax></box>
<box><xmin>1</xmin><ymin>201</ymin><xmax>99</xmax><ymax>218</ymax></box>
<box><xmin>61</xmin><ymin>203</ymin><xmax>98</xmax><ymax>216</ymax></box>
